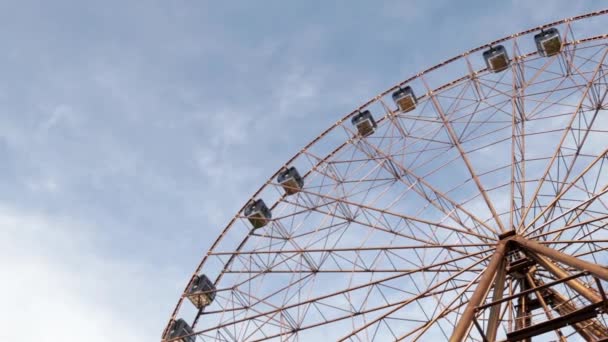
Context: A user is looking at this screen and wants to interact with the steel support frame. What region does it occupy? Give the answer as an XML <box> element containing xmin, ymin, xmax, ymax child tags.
<box><xmin>513</xmin><ymin>236</ymin><xmax>608</xmax><ymax>282</ymax></box>
<box><xmin>450</xmin><ymin>241</ymin><xmax>508</xmax><ymax>342</ymax></box>
<box><xmin>486</xmin><ymin>258</ymin><xmax>506</xmax><ymax>342</ymax></box>
<box><xmin>450</xmin><ymin>235</ymin><xmax>608</xmax><ymax>341</ymax></box>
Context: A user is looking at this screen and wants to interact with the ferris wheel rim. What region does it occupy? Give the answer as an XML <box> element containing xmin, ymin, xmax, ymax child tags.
<box><xmin>164</xmin><ymin>9</ymin><xmax>608</xmax><ymax>341</ymax></box>
<box><xmin>196</xmin><ymin>11</ymin><xmax>608</xmax><ymax>279</ymax></box>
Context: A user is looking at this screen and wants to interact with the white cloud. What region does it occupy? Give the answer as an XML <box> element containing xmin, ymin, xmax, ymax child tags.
<box><xmin>0</xmin><ymin>205</ymin><xmax>173</xmax><ymax>342</ymax></box>
<box><xmin>1</xmin><ymin>2</ymin><xmax>607</xmax><ymax>341</ymax></box>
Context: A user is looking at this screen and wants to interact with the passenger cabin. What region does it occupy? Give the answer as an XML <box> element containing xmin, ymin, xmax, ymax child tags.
<box><xmin>277</xmin><ymin>167</ymin><xmax>304</xmax><ymax>195</ymax></box>
<box><xmin>186</xmin><ymin>274</ymin><xmax>217</xmax><ymax>310</ymax></box>
<box><xmin>392</xmin><ymin>86</ymin><xmax>417</xmax><ymax>113</ymax></box>
<box><xmin>351</xmin><ymin>110</ymin><xmax>377</xmax><ymax>137</ymax></box>
<box><xmin>483</xmin><ymin>45</ymin><xmax>510</xmax><ymax>73</ymax></box>
<box><xmin>244</xmin><ymin>199</ymin><xmax>271</xmax><ymax>229</ymax></box>
<box><xmin>163</xmin><ymin>319</ymin><xmax>195</xmax><ymax>342</ymax></box>
<box><xmin>534</xmin><ymin>28</ymin><xmax>562</xmax><ymax>57</ymax></box>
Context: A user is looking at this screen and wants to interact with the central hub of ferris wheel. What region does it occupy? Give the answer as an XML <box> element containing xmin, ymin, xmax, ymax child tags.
<box><xmin>450</xmin><ymin>229</ymin><xmax>608</xmax><ymax>342</ymax></box>
<box><xmin>497</xmin><ymin>229</ymin><xmax>517</xmax><ymax>241</ymax></box>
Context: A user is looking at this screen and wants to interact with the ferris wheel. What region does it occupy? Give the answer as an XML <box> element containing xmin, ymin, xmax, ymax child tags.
<box><xmin>163</xmin><ymin>9</ymin><xmax>608</xmax><ymax>342</ymax></box>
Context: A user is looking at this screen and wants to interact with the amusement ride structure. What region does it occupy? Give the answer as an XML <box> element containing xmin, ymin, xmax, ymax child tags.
<box><xmin>163</xmin><ymin>9</ymin><xmax>608</xmax><ymax>341</ymax></box>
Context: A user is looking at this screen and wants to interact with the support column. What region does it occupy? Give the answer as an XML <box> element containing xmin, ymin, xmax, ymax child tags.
<box><xmin>547</xmin><ymin>287</ymin><xmax>597</xmax><ymax>341</ymax></box>
<box><xmin>526</xmin><ymin>274</ymin><xmax>567</xmax><ymax>341</ymax></box>
<box><xmin>515</xmin><ymin>278</ymin><xmax>532</xmax><ymax>342</ymax></box>
<box><xmin>450</xmin><ymin>241</ymin><xmax>508</xmax><ymax>342</ymax></box>
<box><xmin>486</xmin><ymin>258</ymin><xmax>506</xmax><ymax>342</ymax></box>
<box><xmin>513</xmin><ymin>236</ymin><xmax>608</xmax><ymax>281</ymax></box>
<box><xmin>528</xmin><ymin>251</ymin><xmax>602</xmax><ymax>303</ymax></box>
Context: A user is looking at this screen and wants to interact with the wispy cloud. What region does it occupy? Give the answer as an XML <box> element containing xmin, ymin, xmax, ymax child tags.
<box><xmin>1</xmin><ymin>1</ymin><xmax>606</xmax><ymax>340</ymax></box>
<box><xmin>0</xmin><ymin>204</ymin><xmax>182</xmax><ymax>341</ymax></box>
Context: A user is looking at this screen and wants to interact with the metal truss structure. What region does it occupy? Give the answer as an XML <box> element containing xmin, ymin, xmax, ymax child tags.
<box><xmin>164</xmin><ymin>9</ymin><xmax>608</xmax><ymax>341</ymax></box>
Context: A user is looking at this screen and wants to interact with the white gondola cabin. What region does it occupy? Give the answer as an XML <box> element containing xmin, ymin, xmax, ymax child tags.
<box><xmin>163</xmin><ymin>319</ymin><xmax>195</xmax><ymax>342</ymax></box>
<box><xmin>244</xmin><ymin>199</ymin><xmax>271</xmax><ymax>229</ymax></box>
<box><xmin>351</xmin><ymin>110</ymin><xmax>377</xmax><ymax>137</ymax></box>
<box><xmin>483</xmin><ymin>45</ymin><xmax>510</xmax><ymax>73</ymax></box>
<box><xmin>277</xmin><ymin>167</ymin><xmax>304</xmax><ymax>195</ymax></box>
<box><xmin>392</xmin><ymin>86</ymin><xmax>417</xmax><ymax>113</ymax></box>
<box><xmin>186</xmin><ymin>274</ymin><xmax>217</xmax><ymax>310</ymax></box>
<box><xmin>534</xmin><ymin>28</ymin><xmax>562</xmax><ymax>57</ymax></box>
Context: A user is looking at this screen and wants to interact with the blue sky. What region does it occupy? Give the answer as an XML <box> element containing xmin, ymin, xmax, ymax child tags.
<box><xmin>0</xmin><ymin>1</ymin><xmax>606</xmax><ymax>341</ymax></box>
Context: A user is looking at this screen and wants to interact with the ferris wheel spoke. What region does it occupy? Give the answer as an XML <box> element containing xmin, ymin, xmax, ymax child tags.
<box><xmin>194</xmin><ymin>250</ymin><xmax>492</xmax><ymax>338</ymax></box>
<box><xmin>211</xmin><ymin>243</ymin><xmax>496</xmax><ymax>256</ymax></box>
<box><xmin>336</xmin><ymin>253</ymin><xmax>490</xmax><ymax>341</ymax></box>
<box><xmin>422</xmin><ymin>75</ymin><xmax>507</xmax><ymax>234</ymax></box>
<box><xmin>222</xmin><ymin>269</ymin><xmax>486</xmax><ymax>274</ymax></box>
<box><xmin>525</xmin><ymin>184</ymin><xmax>608</xmax><ymax>239</ymax></box>
<box><xmin>510</xmin><ymin>58</ymin><xmax>582</xmax><ymax>227</ymax></box>
<box><xmin>521</xmin><ymin>136</ymin><xmax>608</xmax><ymax>236</ymax></box>
<box><xmin>519</xmin><ymin>47</ymin><xmax>608</xmax><ymax>231</ymax></box>
<box><xmin>284</xmin><ymin>194</ymin><xmax>483</xmax><ymax>247</ymax></box>
<box><xmin>522</xmin><ymin>150</ymin><xmax>608</xmax><ymax>238</ymax></box>
<box><xmin>558</xmin><ymin>223</ymin><xmax>608</xmax><ymax>258</ymax></box>
<box><xmin>565</xmin><ymin>41</ymin><xmax>608</xmax><ymax>84</ymax></box>
<box><xmin>221</xmin><ymin>241</ymin><xmax>492</xmax><ymax>275</ymax></box>
<box><xmin>559</xmin><ymin>234</ymin><xmax>607</xmax><ymax>261</ymax></box>
<box><xmin>526</xmin><ymin>176</ymin><xmax>608</xmax><ymax>241</ymax></box>
<box><xmin>508</xmin><ymin>45</ymin><xmax>531</xmax><ymax>232</ymax></box>
<box><xmin>295</xmin><ymin>187</ymin><xmax>492</xmax><ymax>242</ymax></box>
<box><xmin>215</xmin><ymin>273</ymin><xmax>319</xmax><ymax>324</ymax></box>
<box><xmin>519</xmin><ymin>72</ymin><xmax>578</xmax><ymax>121</ymax></box>
<box><xmin>397</xmin><ymin>271</ymin><xmax>485</xmax><ymax>340</ymax></box>
<box><xmin>271</xmin><ymin>197</ymin><xmax>490</xmax><ymax>264</ymax></box>
<box><xmin>573</xmin><ymin>244</ymin><xmax>608</xmax><ymax>259</ymax></box>
<box><xmin>342</xmin><ymin>125</ymin><xmax>475</xmax><ymax>229</ymax></box>
<box><xmin>531</xmin><ymin>204</ymin><xmax>608</xmax><ymax>241</ymax></box>
<box><xmin>350</xmin><ymin>135</ymin><xmax>499</xmax><ymax>239</ymax></box>
<box><xmin>549</xmin><ymin>181</ymin><xmax>608</xmax><ymax>230</ymax></box>
<box><xmin>277</xmin><ymin>161</ymin><xmax>497</xmax><ymax>254</ymax></box>
<box><xmin>248</xmin><ymin>279</ymin><xmax>473</xmax><ymax>342</ymax></box>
